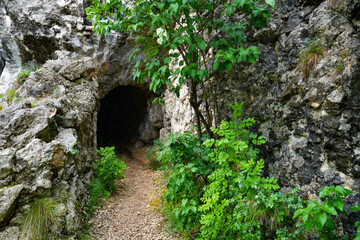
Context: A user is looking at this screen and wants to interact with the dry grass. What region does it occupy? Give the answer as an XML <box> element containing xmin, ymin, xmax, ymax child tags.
<box><xmin>327</xmin><ymin>0</ymin><xmax>347</xmax><ymax>11</ymax></box>
<box><xmin>296</xmin><ymin>39</ymin><xmax>325</xmax><ymax>79</ymax></box>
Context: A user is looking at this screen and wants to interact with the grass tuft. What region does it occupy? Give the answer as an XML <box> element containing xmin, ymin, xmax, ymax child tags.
<box><xmin>20</xmin><ymin>197</ymin><xmax>62</xmax><ymax>240</ymax></box>
<box><xmin>296</xmin><ymin>39</ymin><xmax>325</xmax><ymax>79</ymax></box>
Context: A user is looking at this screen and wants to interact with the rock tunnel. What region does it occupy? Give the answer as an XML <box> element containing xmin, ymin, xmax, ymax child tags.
<box><xmin>97</xmin><ymin>85</ymin><xmax>149</xmax><ymax>149</ymax></box>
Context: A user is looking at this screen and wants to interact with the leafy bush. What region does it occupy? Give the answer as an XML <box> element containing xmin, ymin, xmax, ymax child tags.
<box><xmin>87</xmin><ymin>147</ymin><xmax>128</xmax><ymax>214</ymax></box>
<box><xmin>156</xmin><ymin>131</ymin><xmax>214</xmax><ymax>236</ymax></box>
<box><xmin>294</xmin><ymin>186</ymin><xmax>352</xmax><ymax>240</ymax></box>
<box><xmin>154</xmin><ymin>103</ymin><xmax>303</xmax><ymax>239</ymax></box>
<box><xmin>145</xmin><ymin>144</ymin><xmax>164</xmax><ymax>170</ymax></box>
<box><xmin>21</xmin><ymin>197</ymin><xmax>62</xmax><ymax>240</ymax></box>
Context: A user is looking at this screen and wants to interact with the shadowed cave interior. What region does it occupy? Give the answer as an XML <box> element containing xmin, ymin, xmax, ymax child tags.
<box><xmin>97</xmin><ymin>85</ymin><xmax>147</xmax><ymax>149</ymax></box>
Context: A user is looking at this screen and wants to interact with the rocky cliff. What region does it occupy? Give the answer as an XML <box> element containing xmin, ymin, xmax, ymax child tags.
<box><xmin>0</xmin><ymin>0</ymin><xmax>162</xmax><ymax>238</ymax></box>
<box><xmin>0</xmin><ymin>0</ymin><xmax>359</xmax><ymax>238</ymax></box>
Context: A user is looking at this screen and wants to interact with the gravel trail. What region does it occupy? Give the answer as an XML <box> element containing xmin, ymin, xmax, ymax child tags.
<box><xmin>90</xmin><ymin>147</ymin><xmax>176</xmax><ymax>240</ymax></box>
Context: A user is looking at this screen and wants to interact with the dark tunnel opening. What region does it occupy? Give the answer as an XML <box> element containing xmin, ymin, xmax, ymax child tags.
<box><xmin>97</xmin><ymin>85</ymin><xmax>147</xmax><ymax>149</ymax></box>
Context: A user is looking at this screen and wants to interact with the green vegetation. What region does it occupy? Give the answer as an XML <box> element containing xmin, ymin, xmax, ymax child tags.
<box><xmin>150</xmin><ymin>103</ymin><xmax>359</xmax><ymax>239</ymax></box>
<box><xmin>335</xmin><ymin>60</ymin><xmax>344</xmax><ymax>74</ymax></box>
<box><xmin>20</xmin><ymin>197</ymin><xmax>62</xmax><ymax>240</ymax></box>
<box><xmin>86</xmin><ymin>0</ymin><xmax>274</xmax><ymax>137</ymax></box>
<box><xmin>294</xmin><ymin>186</ymin><xmax>352</xmax><ymax>239</ymax></box>
<box><xmin>297</xmin><ymin>38</ymin><xmax>325</xmax><ymax>79</ymax></box>
<box><xmin>17</xmin><ymin>68</ymin><xmax>31</xmax><ymax>84</ymax></box>
<box><xmin>153</xmin><ymin>103</ymin><xmax>299</xmax><ymax>238</ymax></box>
<box><xmin>87</xmin><ymin>147</ymin><xmax>128</xmax><ymax>214</ymax></box>
<box><xmin>71</xmin><ymin>142</ymin><xmax>79</xmax><ymax>156</ymax></box>
<box><xmin>350</xmin><ymin>204</ymin><xmax>360</xmax><ymax>240</ymax></box>
<box><xmin>4</xmin><ymin>89</ymin><xmax>16</xmax><ymax>103</ymax></box>
<box><xmin>17</xmin><ymin>64</ymin><xmax>39</xmax><ymax>84</ymax></box>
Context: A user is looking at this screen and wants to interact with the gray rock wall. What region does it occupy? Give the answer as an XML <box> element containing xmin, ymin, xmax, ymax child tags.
<box><xmin>0</xmin><ymin>0</ymin><xmax>163</xmax><ymax>237</ymax></box>
<box><xmin>220</xmin><ymin>0</ymin><xmax>360</xmax><ymax>194</ymax></box>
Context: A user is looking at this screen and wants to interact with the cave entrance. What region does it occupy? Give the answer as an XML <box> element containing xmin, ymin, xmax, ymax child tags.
<box><xmin>97</xmin><ymin>85</ymin><xmax>147</xmax><ymax>149</ymax></box>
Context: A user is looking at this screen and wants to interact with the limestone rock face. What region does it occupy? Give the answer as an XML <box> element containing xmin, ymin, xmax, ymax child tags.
<box><xmin>0</xmin><ymin>53</ymin><xmax>98</xmax><ymax>236</ymax></box>
<box><xmin>0</xmin><ymin>0</ymin><xmax>162</xmax><ymax>237</ymax></box>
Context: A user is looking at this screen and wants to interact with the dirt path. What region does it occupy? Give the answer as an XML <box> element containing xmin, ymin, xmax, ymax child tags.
<box><xmin>90</xmin><ymin>147</ymin><xmax>176</xmax><ymax>240</ymax></box>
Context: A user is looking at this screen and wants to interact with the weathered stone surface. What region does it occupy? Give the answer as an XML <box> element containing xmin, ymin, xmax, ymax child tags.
<box><xmin>0</xmin><ymin>184</ymin><xmax>23</xmax><ymax>226</ymax></box>
<box><xmin>0</xmin><ymin>226</ymin><xmax>20</xmax><ymax>240</ymax></box>
<box><xmin>0</xmin><ymin>0</ymin><xmax>163</xmax><ymax>237</ymax></box>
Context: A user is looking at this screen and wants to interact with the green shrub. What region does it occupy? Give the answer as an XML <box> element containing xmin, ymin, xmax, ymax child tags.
<box><xmin>155</xmin><ymin>103</ymin><xmax>303</xmax><ymax>239</ymax></box>
<box><xmin>95</xmin><ymin>147</ymin><xmax>128</xmax><ymax>192</ymax></box>
<box><xmin>155</xmin><ymin>103</ymin><xmax>360</xmax><ymax>239</ymax></box>
<box><xmin>20</xmin><ymin>197</ymin><xmax>62</xmax><ymax>240</ymax></box>
<box><xmin>87</xmin><ymin>146</ymin><xmax>128</xmax><ymax>214</ymax></box>
<box><xmin>293</xmin><ymin>186</ymin><xmax>352</xmax><ymax>240</ymax></box>
<box><xmin>156</xmin><ymin>131</ymin><xmax>214</xmax><ymax>236</ymax></box>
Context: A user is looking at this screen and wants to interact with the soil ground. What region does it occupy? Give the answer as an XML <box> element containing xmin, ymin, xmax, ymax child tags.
<box><xmin>89</xmin><ymin>147</ymin><xmax>177</xmax><ymax>240</ymax></box>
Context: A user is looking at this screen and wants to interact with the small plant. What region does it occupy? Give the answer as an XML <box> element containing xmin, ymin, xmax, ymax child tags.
<box><xmin>87</xmin><ymin>146</ymin><xmax>128</xmax><ymax>214</ymax></box>
<box><xmin>5</xmin><ymin>89</ymin><xmax>16</xmax><ymax>103</ymax></box>
<box><xmin>334</xmin><ymin>60</ymin><xmax>344</xmax><ymax>74</ymax></box>
<box><xmin>17</xmin><ymin>64</ymin><xmax>39</xmax><ymax>84</ymax></box>
<box><xmin>145</xmin><ymin>144</ymin><xmax>163</xmax><ymax>170</ymax></box>
<box><xmin>293</xmin><ymin>185</ymin><xmax>352</xmax><ymax>239</ymax></box>
<box><xmin>71</xmin><ymin>142</ymin><xmax>79</xmax><ymax>156</ymax></box>
<box><xmin>350</xmin><ymin>204</ymin><xmax>360</xmax><ymax>240</ymax></box>
<box><xmin>0</xmin><ymin>105</ymin><xmax>2</xmax><ymax>111</ymax></box>
<box><xmin>297</xmin><ymin>38</ymin><xmax>325</xmax><ymax>79</ymax></box>
<box><xmin>30</xmin><ymin>102</ymin><xmax>36</xmax><ymax>108</ymax></box>
<box><xmin>17</xmin><ymin>68</ymin><xmax>31</xmax><ymax>84</ymax></box>
<box><xmin>20</xmin><ymin>197</ymin><xmax>62</xmax><ymax>240</ymax></box>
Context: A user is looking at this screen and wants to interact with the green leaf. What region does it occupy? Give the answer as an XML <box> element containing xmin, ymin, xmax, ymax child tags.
<box><xmin>333</xmin><ymin>197</ymin><xmax>345</xmax><ymax>212</ymax></box>
<box><xmin>156</xmin><ymin>2</ymin><xmax>165</xmax><ymax>10</ymax></box>
<box><xmin>170</xmin><ymin>3</ymin><xmax>179</xmax><ymax>13</ymax></box>
<box><xmin>224</xmin><ymin>61</ymin><xmax>232</xmax><ymax>71</ymax></box>
<box><xmin>319</xmin><ymin>186</ymin><xmax>332</xmax><ymax>198</ymax></box>
<box><xmin>321</xmin><ymin>204</ymin><xmax>338</xmax><ymax>216</ymax></box>
<box><xmin>350</xmin><ymin>204</ymin><xmax>360</xmax><ymax>211</ymax></box>
<box><xmin>318</xmin><ymin>212</ymin><xmax>328</xmax><ymax>227</ymax></box>
<box><xmin>334</xmin><ymin>185</ymin><xmax>353</xmax><ymax>196</ymax></box>
<box><xmin>265</xmin><ymin>0</ymin><xmax>275</xmax><ymax>9</ymax></box>
<box><xmin>197</xmin><ymin>69</ymin><xmax>206</xmax><ymax>81</ymax></box>
<box><xmin>213</xmin><ymin>61</ymin><xmax>220</xmax><ymax>72</ymax></box>
<box><xmin>198</xmin><ymin>40</ymin><xmax>206</xmax><ymax>51</ymax></box>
